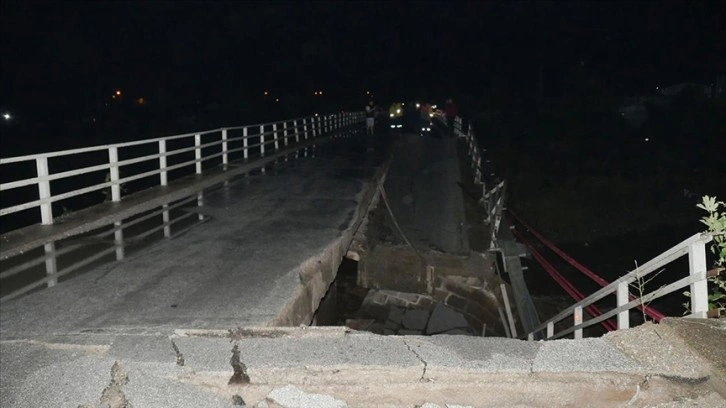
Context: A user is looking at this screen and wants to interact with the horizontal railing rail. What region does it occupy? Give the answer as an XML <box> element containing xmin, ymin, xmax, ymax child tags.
<box><xmin>525</xmin><ymin>232</ymin><xmax>713</xmax><ymax>340</ymax></box>
<box><xmin>1</xmin><ymin>112</ymin><xmax>363</xmax><ymax>229</ymax></box>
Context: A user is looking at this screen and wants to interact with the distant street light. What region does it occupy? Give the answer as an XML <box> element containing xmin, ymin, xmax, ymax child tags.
<box><xmin>2</xmin><ymin>112</ymin><xmax>11</xmax><ymax>121</ymax></box>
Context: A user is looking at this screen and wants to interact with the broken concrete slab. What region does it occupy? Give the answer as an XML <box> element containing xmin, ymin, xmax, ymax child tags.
<box><xmin>407</xmin><ymin>335</ymin><xmax>539</xmax><ymax>376</ymax></box>
<box><xmin>266</xmin><ymin>385</ymin><xmax>347</xmax><ymax>408</ymax></box>
<box><xmin>604</xmin><ymin>321</ymin><xmax>714</xmax><ymax>380</ymax></box>
<box><xmin>532</xmin><ymin>338</ymin><xmax>641</xmax><ymax>374</ymax></box>
<box><xmin>171</xmin><ymin>330</ymin><xmax>424</xmax><ymax>385</ymax></box>
<box><xmin>387</xmin><ymin>305</ymin><xmax>405</xmax><ymax>325</ymax></box>
<box><xmin>401</xmin><ymin>309</ymin><xmax>430</xmax><ymax>331</ymax></box>
<box><xmin>659</xmin><ymin>318</ymin><xmax>726</xmax><ymax>377</ymax></box>
<box><xmin>1</xmin><ymin>325</ymin><xmax>724</xmax><ymax>407</ymax></box>
<box><xmin>426</xmin><ymin>303</ymin><xmax>470</xmax><ymax>335</ymax></box>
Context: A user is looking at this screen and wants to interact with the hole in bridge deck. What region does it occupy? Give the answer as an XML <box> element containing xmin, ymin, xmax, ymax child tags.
<box><xmin>312</xmin><ymin>258</ymin><xmax>509</xmax><ymax>337</ymax></box>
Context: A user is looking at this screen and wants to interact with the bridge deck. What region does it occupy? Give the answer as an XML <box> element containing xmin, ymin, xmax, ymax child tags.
<box><xmin>0</xmin><ymin>129</ymin><xmax>388</xmax><ymax>340</ymax></box>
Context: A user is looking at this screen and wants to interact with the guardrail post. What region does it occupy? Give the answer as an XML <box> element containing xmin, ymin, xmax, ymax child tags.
<box><xmin>294</xmin><ymin>119</ymin><xmax>300</xmax><ymax>142</ymax></box>
<box><xmin>617</xmin><ymin>280</ymin><xmax>630</xmax><ymax>329</ymax></box>
<box><xmin>283</xmin><ymin>121</ymin><xmax>289</xmax><ymax>146</ymax></box>
<box><xmin>243</xmin><ymin>127</ymin><xmax>249</xmax><ymax>159</ymax></box>
<box><xmin>158</xmin><ymin>140</ymin><xmax>168</xmax><ymax>186</ymax></box>
<box><xmin>163</xmin><ymin>204</ymin><xmax>171</xmax><ymax>238</ymax></box>
<box><xmin>197</xmin><ymin>192</ymin><xmax>204</xmax><ymax>221</ymax></box>
<box><xmin>304</xmin><ymin>118</ymin><xmax>309</xmax><ymax>139</ymax></box>
<box><xmin>546</xmin><ymin>321</ymin><xmax>554</xmax><ymax>339</ymax></box>
<box><xmin>221</xmin><ymin>128</ymin><xmax>228</xmax><ymax>166</ymax></box>
<box><xmin>688</xmin><ymin>240</ymin><xmax>708</xmax><ymax>318</ymax></box>
<box><xmin>44</xmin><ymin>242</ymin><xmax>57</xmax><ymax>287</ymax></box>
<box><xmin>114</xmin><ymin>221</ymin><xmax>124</xmax><ymax>260</ymax></box>
<box><xmin>194</xmin><ymin>133</ymin><xmax>202</xmax><ymax>174</ymax></box>
<box><xmin>259</xmin><ymin>125</ymin><xmax>266</xmax><ymax>156</ymax></box>
<box><xmin>108</xmin><ymin>147</ymin><xmax>121</xmax><ymax>202</ymax></box>
<box><xmin>573</xmin><ymin>306</ymin><xmax>583</xmax><ymax>339</ymax></box>
<box><xmin>35</xmin><ymin>157</ymin><xmax>53</xmax><ymax>225</ymax></box>
<box><xmin>273</xmin><ymin>123</ymin><xmax>279</xmax><ymax>150</ymax></box>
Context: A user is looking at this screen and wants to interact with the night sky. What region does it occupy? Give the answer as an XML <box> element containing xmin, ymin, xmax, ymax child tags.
<box><xmin>1</xmin><ymin>1</ymin><xmax>725</xmax><ymax>124</ymax></box>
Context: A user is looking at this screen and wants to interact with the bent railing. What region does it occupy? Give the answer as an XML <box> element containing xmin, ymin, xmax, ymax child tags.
<box><xmin>453</xmin><ymin>115</ymin><xmax>507</xmax><ymax>247</ymax></box>
<box><xmin>525</xmin><ymin>232</ymin><xmax>713</xmax><ymax>340</ymax></box>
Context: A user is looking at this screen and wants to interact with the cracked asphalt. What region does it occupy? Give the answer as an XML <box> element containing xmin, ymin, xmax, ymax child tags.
<box><xmin>2</xmin><ymin>325</ymin><xmax>722</xmax><ymax>407</ymax></box>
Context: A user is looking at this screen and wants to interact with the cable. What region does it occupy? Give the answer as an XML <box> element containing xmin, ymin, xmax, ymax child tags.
<box><xmin>512</xmin><ymin>227</ymin><xmax>617</xmax><ymax>332</ymax></box>
<box><xmin>508</xmin><ymin>209</ymin><xmax>664</xmax><ymax>322</ymax></box>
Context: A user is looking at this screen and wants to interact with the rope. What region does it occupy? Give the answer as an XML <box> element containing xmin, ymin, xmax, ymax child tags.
<box><xmin>508</xmin><ymin>209</ymin><xmax>664</xmax><ymax>322</ymax></box>
<box><xmin>512</xmin><ymin>227</ymin><xmax>618</xmax><ymax>332</ymax></box>
<box><xmin>376</xmin><ymin>180</ymin><xmax>428</xmax><ymax>265</ymax></box>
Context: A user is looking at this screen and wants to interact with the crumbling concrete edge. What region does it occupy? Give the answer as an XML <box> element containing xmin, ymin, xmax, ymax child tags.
<box><xmin>268</xmin><ymin>156</ymin><xmax>392</xmax><ymax>327</ymax></box>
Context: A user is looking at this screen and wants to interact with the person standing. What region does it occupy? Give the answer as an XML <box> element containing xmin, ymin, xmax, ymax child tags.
<box><xmin>444</xmin><ymin>98</ymin><xmax>458</xmax><ymax>135</ymax></box>
<box><xmin>365</xmin><ymin>100</ymin><xmax>377</xmax><ymax>135</ymax></box>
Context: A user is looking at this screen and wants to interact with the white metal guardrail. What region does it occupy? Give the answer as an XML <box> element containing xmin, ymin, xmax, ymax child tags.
<box><xmin>453</xmin><ymin>115</ymin><xmax>507</xmax><ymax>247</ymax></box>
<box><xmin>1</xmin><ymin>112</ymin><xmax>362</xmax><ymax>228</ymax></box>
<box><xmin>0</xmin><ymin>111</ymin><xmax>364</xmax><ymax>302</ymax></box>
<box><xmin>525</xmin><ymin>232</ymin><xmax>714</xmax><ymax>340</ymax></box>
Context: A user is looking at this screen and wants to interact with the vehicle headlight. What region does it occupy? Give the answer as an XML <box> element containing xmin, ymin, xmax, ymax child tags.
<box><xmin>396</xmin><ymin>109</ymin><xmax>401</xmax><ymax>114</ymax></box>
<box><xmin>390</xmin><ymin>113</ymin><xmax>394</xmax><ymax>118</ymax></box>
